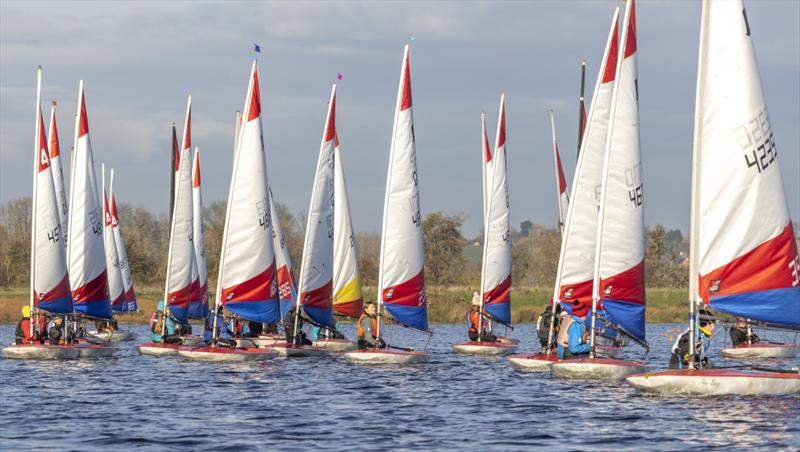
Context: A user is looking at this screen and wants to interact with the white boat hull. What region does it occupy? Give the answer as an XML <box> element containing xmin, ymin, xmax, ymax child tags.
<box><xmin>181</xmin><ymin>335</ymin><xmax>206</xmax><ymax>346</ymax></box>
<box><xmin>271</xmin><ymin>344</ymin><xmax>328</xmax><ymax>358</ymax></box>
<box><xmin>313</xmin><ymin>339</ymin><xmax>357</xmax><ymax>352</ymax></box>
<box><xmin>136</xmin><ymin>342</ymin><xmax>184</xmax><ymax>356</ymax></box>
<box><xmin>721</xmin><ymin>343</ymin><xmax>800</xmax><ymax>359</ymax></box>
<box><xmin>344</xmin><ymin>348</ymin><xmax>429</xmax><ymax>364</ymax></box>
<box><xmin>251</xmin><ymin>335</ymin><xmax>283</xmax><ymax>348</ymax></box>
<box><xmin>452</xmin><ymin>341</ymin><xmax>517</xmax><ymax>355</ymax></box>
<box><xmin>76</xmin><ymin>344</ymin><xmax>116</xmax><ymax>358</ymax></box>
<box><xmin>2</xmin><ymin>344</ymin><xmax>80</xmax><ymax>360</ymax></box>
<box><xmin>508</xmin><ymin>353</ymin><xmax>559</xmax><ymax>372</ymax></box>
<box><xmin>626</xmin><ymin>369</ymin><xmax>800</xmax><ymax>396</ymax></box>
<box><xmin>551</xmin><ymin>358</ymin><xmax>646</xmax><ymax>380</ymax></box>
<box><xmin>496</xmin><ymin>336</ymin><xmax>520</xmax><ymax>345</ymax></box>
<box><xmin>87</xmin><ymin>330</ymin><xmax>136</xmax><ymax>342</ymax></box>
<box><xmin>178</xmin><ymin>346</ymin><xmax>276</xmax><ymax>362</ymax></box>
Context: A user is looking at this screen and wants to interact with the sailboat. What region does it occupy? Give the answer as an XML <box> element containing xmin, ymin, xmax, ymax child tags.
<box><xmin>138</xmin><ymin>96</ymin><xmax>197</xmax><ymax>356</ymax></box>
<box><xmin>268</xmin><ymin>186</ymin><xmax>297</xmax><ymax>342</ymax></box>
<box><xmin>3</xmin><ymin>68</ymin><xmax>79</xmax><ymax>360</ymax></box>
<box><xmin>627</xmin><ymin>0</ymin><xmax>800</xmax><ymax>396</ymax></box>
<box><xmin>344</xmin><ymin>45</ymin><xmax>431</xmax><ymax>364</ymax></box>
<box><xmin>551</xmin><ymin>0</ymin><xmax>647</xmax><ymax>380</ymax></box>
<box><xmin>188</xmin><ymin>147</ymin><xmax>209</xmax><ymax>320</ymax></box>
<box><xmin>273</xmin><ymin>86</ymin><xmax>340</xmax><ymax>358</ymax></box>
<box><xmin>509</xmin><ymin>6</ymin><xmax>622</xmax><ymax>373</ymax></box>
<box><xmin>178</xmin><ymin>62</ymin><xmax>278</xmax><ymax>362</ymax></box>
<box><xmin>101</xmin><ymin>165</ymin><xmax>126</xmax><ymax>315</ymax></box>
<box><xmin>453</xmin><ymin>98</ymin><xmax>517</xmax><ymax>355</ymax></box>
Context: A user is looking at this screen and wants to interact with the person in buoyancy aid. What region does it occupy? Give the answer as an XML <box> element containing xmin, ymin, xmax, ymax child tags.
<box><xmin>536</xmin><ymin>302</ymin><xmax>560</xmax><ymax>352</ymax></box>
<box><xmin>467</xmin><ymin>296</ymin><xmax>497</xmax><ymax>342</ymax></box>
<box><xmin>150</xmin><ymin>301</ymin><xmax>182</xmax><ymax>344</ymax></box>
<box><xmin>669</xmin><ymin>308</ymin><xmax>715</xmax><ymax>369</ymax></box>
<box><xmin>47</xmin><ymin>316</ymin><xmax>74</xmax><ymax>345</ymax></box>
<box><xmin>357</xmin><ymin>302</ymin><xmax>385</xmax><ymax>349</ymax></box>
<box><xmin>729</xmin><ymin>317</ymin><xmax>759</xmax><ymax>347</ymax></box>
<box><xmin>557</xmin><ymin>300</ymin><xmax>591</xmax><ymax>359</ymax></box>
<box><xmin>284</xmin><ymin>306</ymin><xmax>313</xmax><ymax>346</ymax></box>
<box><xmin>15</xmin><ymin>306</ymin><xmax>46</xmax><ymax>345</ymax></box>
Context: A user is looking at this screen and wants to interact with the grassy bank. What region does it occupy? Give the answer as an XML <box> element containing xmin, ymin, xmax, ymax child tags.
<box><xmin>0</xmin><ymin>286</ymin><xmax>687</xmax><ymax>324</ymax></box>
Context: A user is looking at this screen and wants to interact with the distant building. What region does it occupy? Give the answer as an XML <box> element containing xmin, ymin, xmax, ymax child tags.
<box><xmin>520</xmin><ymin>220</ymin><xmax>533</xmax><ymax>237</ymax></box>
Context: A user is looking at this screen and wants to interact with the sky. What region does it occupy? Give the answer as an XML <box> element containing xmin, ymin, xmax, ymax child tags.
<box><xmin>1</xmin><ymin>0</ymin><xmax>798</xmax><ymax>238</ymax></box>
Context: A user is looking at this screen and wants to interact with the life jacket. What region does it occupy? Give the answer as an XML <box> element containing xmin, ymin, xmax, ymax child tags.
<box><xmin>356</xmin><ymin>314</ymin><xmax>377</xmax><ymax>339</ymax></box>
<box><xmin>468</xmin><ymin>311</ymin><xmax>482</xmax><ymax>332</ymax></box>
<box><xmin>557</xmin><ymin>315</ymin><xmax>573</xmax><ymax>347</ymax></box>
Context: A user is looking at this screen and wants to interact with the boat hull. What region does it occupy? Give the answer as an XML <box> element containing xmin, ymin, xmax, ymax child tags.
<box><xmin>344</xmin><ymin>348</ymin><xmax>429</xmax><ymax>364</ymax></box>
<box><xmin>313</xmin><ymin>339</ymin><xmax>357</xmax><ymax>352</ymax></box>
<box><xmin>508</xmin><ymin>353</ymin><xmax>559</xmax><ymax>372</ymax></box>
<box><xmin>251</xmin><ymin>334</ymin><xmax>283</xmax><ymax>348</ymax></box>
<box><xmin>452</xmin><ymin>341</ymin><xmax>517</xmax><ymax>355</ymax></box>
<box><xmin>2</xmin><ymin>344</ymin><xmax>80</xmax><ymax>360</ymax></box>
<box><xmin>136</xmin><ymin>342</ymin><xmax>184</xmax><ymax>356</ymax></box>
<box><xmin>626</xmin><ymin>369</ymin><xmax>800</xmax><ymax>396</ymax></box>
<box><xmin>720</xmin><ymin>343</ymin><xmax>800</xmax><ymax>359</ymax></box>
<box><xmin>271</xmin><ymin>343</ymin><xmax>328</xmax><ymax>358</ymax></box>
<box><xmin>178</xmin><ymin>346</ymin><xmax>276</xmax><ymax>362</ymax></box>
<box><xmin>76</xmin><ymin>343</ymin><xmax>116</xmax><ymax>358</ymax></box>
<box><xmin>551</xmin><ymin>357</ymin><xmax>646</xmax><ymax>380</ymax></box>
<box><xmin>87</xmin><ymin>330</ymin><xmax>136</xmax><ymax>342</ymax></box>
<box><xmin>496</xmin><ymin>336</ymin><xmax>519</xmax><ymax>345</ymax></box>
<box><xmin>181</xmin><ymin>335</ymin><xmax>206</xmax><ymax>346</ymax></box>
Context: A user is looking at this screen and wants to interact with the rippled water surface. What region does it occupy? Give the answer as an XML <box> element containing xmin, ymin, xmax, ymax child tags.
<box><xmin>1</xmin><ymin>323</ymin><xmax>798</xmax><ymax>450</ymax></box>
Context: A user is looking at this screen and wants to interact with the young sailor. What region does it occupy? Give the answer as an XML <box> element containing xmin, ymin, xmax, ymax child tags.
<box><xmin>150</xmin><ymin>301</ymin><xmax>181</xmax><ymax>344</ymax></box>
<box><xmin>467</xmin><ymin>298</ymin><xmax>497</xmax><ymax>342</ymax></box>
<box><xmin>729</xmin><ymin>317</ymin><xmax>759</xmax><ymax>347</ymax></box>
<box><xmin>15</xmin><ymin>306</ymin><xmax>46</xmax><ymax>345</ymax></box>
<box><xmin>557</xmin><ymin>300</ymin><xmax>591</xmax><ymax>359</ymax></box>
<box><xmin>669</xmin><ymin>309</ymin><xmax>715</xmax><ymax>369</ymax></box>
<box><xmin>357</xmin><ymin>302</ymin><xmax>384</xmax><ymax>349</ymax></box>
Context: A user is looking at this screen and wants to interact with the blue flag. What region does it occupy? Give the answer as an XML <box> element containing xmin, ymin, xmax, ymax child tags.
<box><xmin>253</xmin><ymin>43</ymin><xmax>261</xmax><ymax>53</ymax></box>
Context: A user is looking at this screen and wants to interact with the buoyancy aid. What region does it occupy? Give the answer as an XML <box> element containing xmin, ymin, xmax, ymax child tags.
<box><xmin>356</xmin><ymin>314</ymin><xmax>378</xmax><ymax>339</ymax></box>
<box><xmin>557</xmin><ymin>315</ymin><xmax>573</xmax><ymax>347</ymax></box>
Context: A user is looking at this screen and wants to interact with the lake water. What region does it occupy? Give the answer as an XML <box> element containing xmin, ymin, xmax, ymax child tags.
<box><xmin>1</xmin><ymin>322</ymin><xmax>798</xmax><ymax>450</ymax></box>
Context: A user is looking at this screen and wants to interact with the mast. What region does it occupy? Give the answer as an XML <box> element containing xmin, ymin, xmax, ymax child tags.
<box><xmin>29</xmin><ymin>67</ymin><xmax>43</xmax><ymax>336</ymax></box>
<box><xmin>170</xmin><ymin>124</ymin><xmax>178</xmax><ymax>220</ymax></box>
<box><xmin>577</xmin><ymin>60</ymin><xmax>587</xmax><ymax>158</ymax></box>
<box><xmin>478</xmin><ymin>113</ymin><xmax>489</xmax><ymax>341</ymax></box>
<box><xmin>688</xmin><ymin>1</ymin><xmax>711</xmax><ymax>365</ymax></box>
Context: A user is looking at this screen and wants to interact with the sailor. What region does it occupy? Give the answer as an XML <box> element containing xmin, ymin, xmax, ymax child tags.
<box><xmin>557</xmin><ymin>300</ymin><xmax>591</xmax><ymax>359</ymax></box>
<box><xmin>357</xmin><ymin>302</ymin><xmax>384</xmax><ymax>349</ymax></box>
<box><xmin>536</xmin><ymin>302</ymin><xmax>560</xmax><ymax>352</ymax></box>
<box><xmin>150</xmin><ymin>302</ymin><xmax>181</xmax><ymax>344</ymax></box>
<box><xmin>15</xmin><ymin>306</ymin><xmax>45</xmax><ymax>345</ymax></box>
<box><xmin>284</xmin><ymin>307</ymin><xmax>312</xmax><ymax>345</ymax></box>
<box><xmin>669</xmin><ymin>309</ymin><xmax>715</xmax><ymax>369</ymax></box>
<box><xmin>467</xmin><ymin>298</ymin><xmax>497</xmax><ymax>342</ymax></box>
<box><xmin>729</xmin><ymin>317</ymin><xmax>759</xmax><ymax>347</ymax></box>
<box><xmin>47</xmin><ymin>316</ymin><xmax>69</xmax><ymax>345</ymax></box>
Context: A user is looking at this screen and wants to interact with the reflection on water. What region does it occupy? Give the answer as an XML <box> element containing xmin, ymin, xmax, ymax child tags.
<box><xmin>0</xmin><ymin>323</ymin><xmax>797</xmax><ymax>450</ymax></box>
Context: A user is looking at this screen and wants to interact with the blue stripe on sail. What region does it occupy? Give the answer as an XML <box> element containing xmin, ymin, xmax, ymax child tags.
<box><xmin>38</xmin><ymin>295</ymin><xmax>74</xmax><ymax>314</ymax></box>
<box><xmin>188</xmin><ymin>301</ymin><xmax>209</xmax><ymax>319</ymax></box>
<box><xmin>74</xmin><ymin>299</ymin><xmax>113</xmax><ymax>319</ymax></box>
<box><xmin>169</xmin><ymin>305</ymin><xmax>189</xmax><ymax>324</ymax></box>
<box><xmin>226</xmin><ymin>299</ymin><xmax>280</xmax><ymax>324</ymax></box>
<box><xmin>384</xmin><ymin>304</ymin><xmax>428</xmax><ymax>332</ymax></box>
<box><xmin>710</xmin><ymin>286</ymin><xmax>800</xmax><ymax>328</ymax></box>
<box><xmin>303</xmin><ymin>306</ymin><xmax>334</xmax><ymax>329</ymax></box>
<box><xmin>485</xmin><ymin>302</ymin><xmax>511</xmax><ymax>325</ymax></box>
<box><xmin>602</xmin><ymin>298</ymin><xmax>646</xmax><ymax>342</ymax></box>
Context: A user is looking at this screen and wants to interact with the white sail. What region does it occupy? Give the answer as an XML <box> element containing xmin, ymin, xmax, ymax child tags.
<box><xmin>101</xmin><ymin>166</ymin><xmax>125</xmax><ymax>311</ymax></box>
<box><xmin>481</xmin><ymin>112</ymin><xmax>493</xmax><ymax>220</ymax></box>
<box><xmin>191</xmin><ymin>148</ymin><xmax>208</xmax><ymax>314</ymax></box>
<box><xmin>480</xmin><ymin>94</ymin><xmax>512</xmax><ymax>325</ymax></box>
<box><xmin>691</xmin><ymin>0</ymin><xmax>798</xmax><ymax>326</ymax></box>
<box><xmin>552</xmin><ymin>8</ymin><xmax>620</xmax><ymax>307</ymax></box>
<box><xmin>269</xmin><ymin>187</ymin><xmax>297</xmax><ymax>320</ymax></box>
<box><xmin>549</xmin><ymin>111</ymin><xmax>570</xmax><ymax>235</ymax></box>
<box><xmin>591</xmin><ymin>0</ymin><xmax>646</xmax><ymax>343</ymax></box>
<box><xmin>332</xmin><ymin>129</ymin><xmax>363</xmax><ymax>318</ymax></box>
<box><xmin>216</xmin><ymin>61</ymin><xmax>279</xmax><ymax>324</ymax></box>
<box><xmin>31</xmin><ymin>68</ymin><xmax>71</xmax><ymax>315</ymax></box>
<box><xmin>47</xmin><ymin>102</ymin><xmax>68</xmax><ymax>249</ymax></box>
<box><xmin>109</xmin><ymin>170</ymin><xmax>136</xmax><ymax>311</ymax></box>
<box><xmin>67</xmin><ymin>81</ymin><xmax>111</xmax><ymax>319</ymax></box>
<box><xmin>162</xmin><ymin>96</ymin><xmax>195</xmax><ymax>323</ymax></box>
<box><xmin>378</xmin><ymin>45</ymin><xmax>428</xmax><ymax>333</ymax></box>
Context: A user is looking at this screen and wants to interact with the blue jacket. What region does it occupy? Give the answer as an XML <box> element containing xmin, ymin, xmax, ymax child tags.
<box><xmin>150</xmin><ymin>316</ymin><xmax>177</xmax><ymax>342</ymax></box>
<box><xmin>567</xmin><ymin>316</ymin><xmax>591</xmax><ymax>357</ymax></box>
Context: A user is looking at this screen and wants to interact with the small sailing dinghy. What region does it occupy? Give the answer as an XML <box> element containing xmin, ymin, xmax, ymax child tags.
<box><xmin>177</xmin><ymin>63</ymin><xmax>279</xmax><ymax>363</ymax></box>
<box><xmin>627</xmin><ymin>0</ymin><xmax>799</xmax><ymax>396</ymax></box>
<box><xmin>510</xmin><ymin>9</ymin><xmax>623</xmax><ymax>373</ymax></box>
<box><xmin>721</xmin><ymin>343</ymin><xmax>800</xmax><ymax>359</ymax></box>
<box><xmin>453</xmin><ymin>99</ymin><xmax>517</xmax><ymax>356</ymax></box>
<box><xmin>316</xmin><ymin>103</ymin><xmax>362</xmax><ymax>353</ymax></box>
<box><xmin>344</xmin><ymin>45</ymin><xmax>431</xmax><ymax>365</ymax></box>
<box><xmin>138</xmin><ymin>96</ymin><xmax>196</xmax><ymax>357</ymax></box>
<box><xmin>552</xmin><ymin>0</ymin><xmax>647</xmax><ymax>380</ymax></box>
<box><xmin>3</xmin><ymin>68</ymin><xmax>79</xmax><ymax>360</ymax></box>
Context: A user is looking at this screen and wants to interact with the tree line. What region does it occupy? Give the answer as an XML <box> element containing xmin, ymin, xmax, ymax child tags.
<box><xmin>0</xmin><ymin>196</ymin><xmax>701</xmax><ymax>291</ymax></box>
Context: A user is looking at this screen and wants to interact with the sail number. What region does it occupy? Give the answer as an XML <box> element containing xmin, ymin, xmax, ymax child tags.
<box><xmin>735</xmin><ymin>107</ymin><xmax>776</xmax><ymax>174</ymax></box>
<box><xmin>790</xmin><ymin>254</ymin><xmax>800</xmax><ymax>287</ymax></box>
<box><xmin>625</xmin><ymin>163</ymin><xmax>643</xmax><ymax>208</ymax></box>
<box><xmin>256</xmin><ymin>198</ymin><xmax>271</xmax><ymax>231</ymax></box>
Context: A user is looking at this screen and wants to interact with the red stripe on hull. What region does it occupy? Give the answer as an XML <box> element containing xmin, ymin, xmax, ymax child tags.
<box><xmin>72</xmin><ymin>271</ymin><xmax>109</xmax><ymax>304</ymax></box>
<box><xmin>700</xmin><ymin>222</ymin><xmax>798</xmax><ymax>303</ymax></box>
<box><xmin>383</xmin><ymin>269</ymin><xmax>426</xmax><ymax>308</ymax></box>
<box><xmin>222</xmin><ymin>264</ymin><xmax>277</xmax><ymax>304</ymax></box>
<box><xmin>600</xmin><ymin>260</ymin><xmax>645</xmax><ymax>305</ymax></box>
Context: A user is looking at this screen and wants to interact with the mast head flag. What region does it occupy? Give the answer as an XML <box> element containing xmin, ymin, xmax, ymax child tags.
<box><xmin>694</xmin><ymin>0</ymin><xmax>799</xmax><ymax>327</ymax></box>
<box><xmin>481</xmin><ymin>94</ymin><xmax>512</xmax><ymax>325</ymax></box>
<box><xmin>217</xmin><ymin>61</ymin><xmax>280</xmax><ymax>323</ymax></box>
<box><xmin>297</xmin><ymin>85</ymin><xmax>337</xmax><ymax>328</ymax></box>
<box><xmin>379</xmin><ymin>45</ymin><xmax>428</xmax><ymax>332</ymax></box>
<box><xmin>67</xmin><ymin>82</ymin><xmax>112</xmax><ymax>319</ymax></box>
<box><xmin>32</xmin><ymin>71</ymin><xmax>72</xmax><ymax>314</ymax></box>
